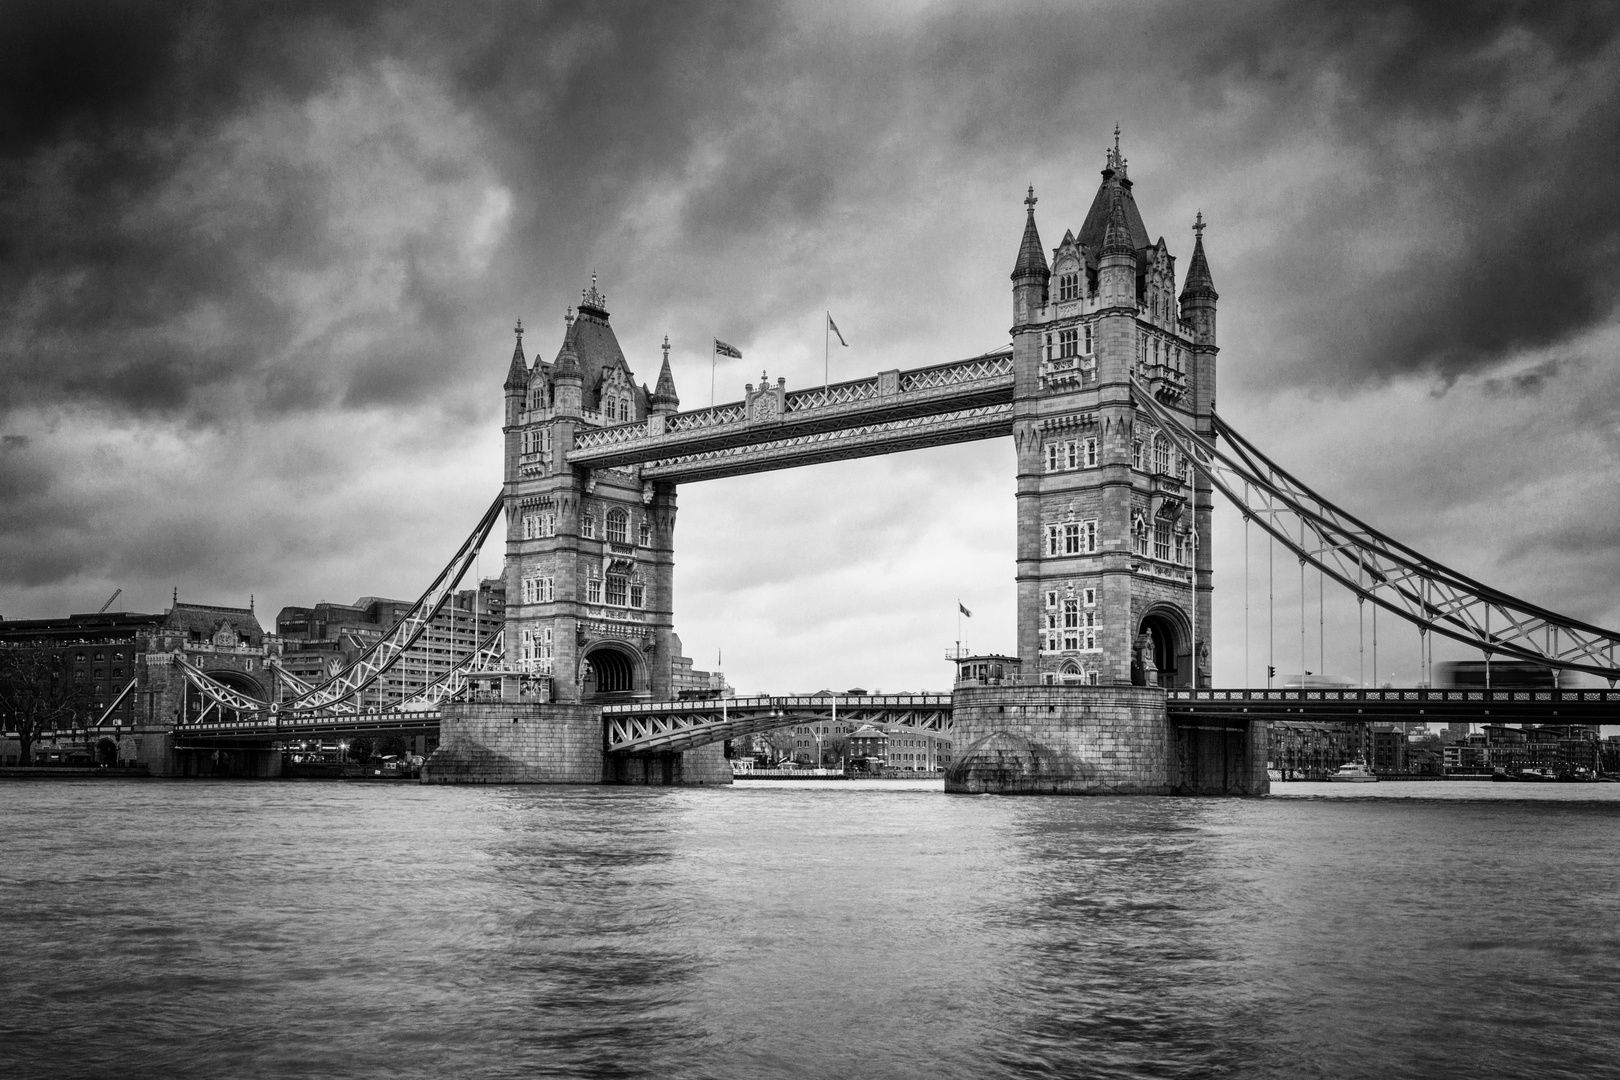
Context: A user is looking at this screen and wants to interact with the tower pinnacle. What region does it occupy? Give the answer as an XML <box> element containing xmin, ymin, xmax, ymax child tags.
<box><xmin>1011</xmin><ymin>185</ymin><xmax>1050</xmax><ymax>283</ymax></box>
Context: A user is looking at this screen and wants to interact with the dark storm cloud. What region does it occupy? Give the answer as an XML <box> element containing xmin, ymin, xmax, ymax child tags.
<box><xmin>6</xmin><ymin>0</ymin><xmax>1617</xmax><ymax>428</ymax></box>
<box><xmin>4</xmin><ymin>0</ymin><xmax>1619</xmax><ymax>642</ymax></box>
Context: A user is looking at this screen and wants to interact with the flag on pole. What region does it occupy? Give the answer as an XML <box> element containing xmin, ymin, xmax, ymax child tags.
<box><xmin>958</xmin><ymin>601</ymin><xmax>972</xmax><ymax>618</ymax></box>
<box><xmin>714</xmin><ymin>339</ymin><xmax>742</xmax><ymax>359</ymax></box>
<box><xmin>826</xmin><ymin>314</ymin><xmax>848</xmax><ymax>347</ymax></box>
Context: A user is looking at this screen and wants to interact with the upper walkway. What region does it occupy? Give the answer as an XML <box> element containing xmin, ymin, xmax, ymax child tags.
<box><xmin>567</xmin><ymin>349</ymin><xmax>1013</xmax><ymax>481</ymax></box>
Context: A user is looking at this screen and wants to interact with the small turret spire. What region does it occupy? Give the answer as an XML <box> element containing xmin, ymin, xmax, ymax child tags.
<box><xmin>1181</xmin><ymin>212</ymin><xmax>1217</xmax><ymax>300</ymax></box>
<box><xmin>651</xmin><ymin>334</ymin><xmax>680</xmax><ymax>410</ymax></box>
<box><xmin>503</xmin><ymin>317</ymin><xmax>529</xmax><ymax>390</ymax></box>
<box><xmin>1011</xmin><ymin>184</ymin><xmax>1051</xmax><ymax>282</ymax></box>
<box><xmin>1101</xmin><ymin>187</ymin><xmax>1134</xmax><ymax>257</ymax></box>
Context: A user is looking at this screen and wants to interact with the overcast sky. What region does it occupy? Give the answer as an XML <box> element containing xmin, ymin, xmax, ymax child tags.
<box><xmin>3</xmin><ymin>0</ymin><xmax>1618</xmax><ymax>694</ymax></box>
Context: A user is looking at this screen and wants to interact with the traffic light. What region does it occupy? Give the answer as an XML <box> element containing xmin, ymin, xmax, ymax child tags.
<box><xmin>1267</xmin><ymin>665</ymin><xmax>1276</xmax><ymax>685</ymax></box>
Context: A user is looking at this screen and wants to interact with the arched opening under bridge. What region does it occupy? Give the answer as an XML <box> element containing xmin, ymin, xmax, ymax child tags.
<box><xmin>186</xmin><ymin>669</ymin><xmax>267</xmax><ymax>724</ymax></box>
<box><xmin>1135</xmin><ymin>607</ymin><xmax>1190</xmax><ymax>689</ymax></box>
<box><xmin>581</xmin><ymin>644</ymin><xmax>641</xmax><ymax>702</ymax></box>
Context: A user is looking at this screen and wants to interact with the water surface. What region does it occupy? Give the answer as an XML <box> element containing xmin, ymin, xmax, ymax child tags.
<box><xmin>4</xmin><ymin>779</ymin><xmax>1617</xmax><ymax>1078</ymax></box>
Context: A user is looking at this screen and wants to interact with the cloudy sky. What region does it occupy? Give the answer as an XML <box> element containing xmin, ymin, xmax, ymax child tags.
<box><xmin>3</xmin><ymin>0</ymin><xmax>1618</xmax><ymax>694</ymax></box>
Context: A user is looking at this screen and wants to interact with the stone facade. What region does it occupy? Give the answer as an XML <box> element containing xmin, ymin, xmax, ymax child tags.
<box><xmin>1010</xmin><ymin>138</ymin><xmax>1217</xmax><ymax>691</ymax></box>
<box><xmin>501</xmin><ymin>281</ymin><xmax>680</xmax><ymax>706</ymax></box>
<box><xmin>424</xmin><ymin>702</ymin><xmax>605</xmax><ymax>784</ymax></box>
<box><xmin>423</xmin><ymin>701</ymin><xmax>732</xmax><ymax>786</ymax></box>
<box><xmin>947</xmin><ymin>684</ymin><xmax>1172</xmax><ymax>794</ymax></box>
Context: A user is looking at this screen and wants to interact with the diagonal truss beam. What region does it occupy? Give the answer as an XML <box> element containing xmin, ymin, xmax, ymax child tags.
<box><xmin>602</xmin><ymin>695</ymin><xmax>953</xmax><ymax>754</ymax></box>
<box><xmin>271</xmin><ymin>492</ymin><xmax>505</xmax><ymax>713</ymax></box>
<box><xmin>1132</xmin><ymin>382</ymin><xmax>1620</xmax><ymax>681</ymax></box>
<box><xmin>177</xmin><ymin>628</ymin><xmax>509</xmax><ymax>733</ymax></box>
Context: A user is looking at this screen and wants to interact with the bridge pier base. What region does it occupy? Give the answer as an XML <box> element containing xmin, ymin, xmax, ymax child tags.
<box><xmin>946</xmin><ymin>685</ymin><xmax>1267</xmax><ymax>796</ymax></box>
<box><xmin>424</xmin><ymin>703</ymin><xmax>604</xmax><ymax>784</ymax></box>
<box><xmin>605</xmin><ymin>743</ymin><xmax>732</xmax><ymax>786</ymax></box>
<box><xmin>423</xmin><ymin>702</ymin><xmax>733</xmax><ymax>786</ymax></box>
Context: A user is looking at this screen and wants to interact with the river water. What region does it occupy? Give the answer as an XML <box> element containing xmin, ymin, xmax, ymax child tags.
<box><xmin>4</xmin><ymin>779</ymin><xmax>1618</xmax><ymax>1079</ymax></box>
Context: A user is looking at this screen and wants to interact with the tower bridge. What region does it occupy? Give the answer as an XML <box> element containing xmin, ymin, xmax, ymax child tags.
<box><xmin>161</xmin><ymin>137</ymin><xmax>1620</xmax><ymax>792</ymax></box>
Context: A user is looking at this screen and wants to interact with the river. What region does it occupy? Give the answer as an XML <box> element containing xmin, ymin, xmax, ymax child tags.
<box><xmin>4</xmin><ymin>779</ymin><xmax>1618</xmax><ymax>1079</ymax></box>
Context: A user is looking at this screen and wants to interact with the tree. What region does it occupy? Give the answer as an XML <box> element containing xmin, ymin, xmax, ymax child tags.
<box><xmin>0</xmin><ymin>647</ymin><xmax>94</xmax><ymax>765</ymax></box>
<box><xmin>375</xmin><ymin>733</ymin><xmax>410</xmax><ymax>758</ymax></box>
<box><xmin>347</xmin><ymin>736</ymin><xmax>375</xmax><ymax>762</ymax></box>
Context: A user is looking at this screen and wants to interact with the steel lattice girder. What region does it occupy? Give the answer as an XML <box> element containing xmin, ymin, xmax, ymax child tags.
<box><xmin>602</xmin><ymin>695</ymin><xmax>953</xmax><ymax>754</ymax></box>
<box><xmin>634</xmin><ymin>404</ymin><xmax>1014</xmax><ymax>483</ymax></box>
<box><xmin>178</xmin><ymin>628</ymin><xmax>508</xmax><ymax>735</ymax></box>
<box><xmin>568</xmin><ymin>350</ymin><xmax>1013</xmax><ymax>470</ymax></box>
<box><xmin>1169</xmin><ymin>687</ymin><xmax>1620</xmax><ymax>722</ymax></box>
<box><xmin>272</xmin><ymin>492</ymin><xmax>506</xmax><ymax>713</ymax></box>
<box><xmin>1131</xmin><ymin>383</ymin><xmax>1620</xmax><ymax>680</ymax></box>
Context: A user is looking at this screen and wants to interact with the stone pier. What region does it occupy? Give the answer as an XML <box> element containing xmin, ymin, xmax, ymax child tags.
<box><xmin>423</xmin><ymin>701</ymin><xmax>732</xmax><ymax>786</ymax></box>
<box><xmin>946</xmin><ymin>684</ymin><xmax>1267</xmax><ymax>795</ymax></box>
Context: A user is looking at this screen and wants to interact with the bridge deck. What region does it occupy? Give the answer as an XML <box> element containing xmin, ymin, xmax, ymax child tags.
<box><xmin>603</xmin><ymin>695</ymin><xmax>953</xmax><ymax>754</ymax></box>
<box><xmin>568</xmin><ymin>350</ymin><xmax>1013</xmax><ymax>482</ymax></box>
<box><xmin>1170</xmin><ymin>687</ymin><xmax>1620</xmax><ymax>723</ymax></box>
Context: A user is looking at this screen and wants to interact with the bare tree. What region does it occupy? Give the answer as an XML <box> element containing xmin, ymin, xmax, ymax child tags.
<box><xmin>0</xmin><ymin>647</ymin><xmax>94</xmax><ymax>766</ymax></box>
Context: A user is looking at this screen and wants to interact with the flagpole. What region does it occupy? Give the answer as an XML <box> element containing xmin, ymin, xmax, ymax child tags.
<box><xmin>824</xmin><ymin>310</ymin><xmax>829</xmax><ymax>389</ymax></box>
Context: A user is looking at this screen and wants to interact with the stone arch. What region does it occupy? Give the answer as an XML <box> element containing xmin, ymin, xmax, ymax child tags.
<box><xmin>1134</xmin><ymin>604</ymin><xmax>1192</xmax><ymax>689</ymax></box>
<box><xmin>581</xmin><ymin>641</ymin><xmax>644</xmax><ymax>700</ymax></box>
<box><xmin>95</xmin><ymin>737</ymin><xmax>118</xmax><ymax>766</ymax></box>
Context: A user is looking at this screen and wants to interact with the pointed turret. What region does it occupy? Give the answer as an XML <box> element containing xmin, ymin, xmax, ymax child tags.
<box><xmin>1011</xmin><ymin>186</ymin><xmax>1049</xmax><ymax>326</ymax></box>
<box><xmin>650</xmin><ymin>335</ymin><xmax>680</xmax><ymax>414</ymax></box>
<box><xmin>1011</xmin><ymin>186</ymin><xmax>1050</xmax><ymax>284</ymax></box>
<box><xmin>504</xmin><ymin>319</ymin><xmax>528</xmax><ymax>390</ymax></box>
<box><xmin>552</xmin><ymin>314</ymin><xmax>584</xmax><ymax>416</ymax></box>
<box><xmin>1097</xmin><ymin>186</ymin><xmax>1137</xmax><ymax>309</ymax></box>
<box><xmin>1180</xmin><ymin>212</ymin><xmax>1217</xmax><ymax>301</ymax></box>
<box><xmin>1100</xmin><ymin>188</ymin><xmax>1134</xmax><ymax>258</ymax></box>
<box><xmin>1179</xmin><ymin>212</ymin><xmax>1218</xmax><ymax>346</ymax></box>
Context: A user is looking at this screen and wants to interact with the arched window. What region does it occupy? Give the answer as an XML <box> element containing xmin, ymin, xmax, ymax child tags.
<box><xmin>1153</xmin><ymin>434</ymin><xmax>1170</xmax><ymax>476</ymax></box>
<box><xmin>606</xmin><ymin>509</ymin><xmax>628</xmax><ymax>545</ymax></box>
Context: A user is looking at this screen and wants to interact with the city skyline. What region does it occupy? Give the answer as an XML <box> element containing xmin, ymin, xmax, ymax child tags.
<box><xmin>3</xmin><ymin>3</ymin><xmax>1619</xmax><ymax>694</ymax></box>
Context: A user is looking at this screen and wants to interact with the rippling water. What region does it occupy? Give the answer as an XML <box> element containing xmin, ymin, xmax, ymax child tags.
<box><xmin>4</xmin><ymin>779</ymin><xmax>1619</xmax><ymax>1079</ymax></box>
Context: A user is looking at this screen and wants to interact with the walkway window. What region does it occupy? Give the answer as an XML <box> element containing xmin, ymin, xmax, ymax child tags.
<box><xmin>607</xmin><ymin>509</ymin><xmax>628</xmax><ymax>544</ymax></box>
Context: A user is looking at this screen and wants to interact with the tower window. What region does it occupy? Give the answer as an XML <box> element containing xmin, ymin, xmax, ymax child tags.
<box><xmin>630</xmin><ymin>581</ymin><xmax>645</xmax><ymax>609</ymax></box>
<box><xmin>1058</xmin><ymin>329</ymin><xmax>1078</xmax><ymax>358</ymax></box>
<box><xmin>1154</xmin><ymin>521</ymin><xmax>1172</xmax><ymax>562</ymax></box>
<box><xmin>607</xmin><ymin>509</ymin><xmax>629</xmax><ymax>545</ymax></box>
<box><xmin>1058</xmin><ymin>273</ymin><xmax>1079</xmax><ymax>302</ymax></box>
<box><xmin>580</xmin><ymin>514</ymin><xmax>595</xmax><ymax>540</ymax></box>
<box><xmin>586</xmin><ymin>566</ymin><xmax>602</xmax><ymax>604</ymax></box>
<box><xmin>1083</xmin><ymin>323</ymin><xmax>1093</xmax><ymax>354</ymax></box>
<box><xmin>1084</xmin><ymin>438</ymin><xmax>1098</xmax><ymax>467</ymax></box>
<box><xmin>606</xmin><ymin>574</ymin><xmax>628</xmax><ymax>607</ymax></box>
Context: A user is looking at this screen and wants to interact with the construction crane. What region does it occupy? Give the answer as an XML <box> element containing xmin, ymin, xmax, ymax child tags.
<box><xmin>97</xmin><ymin>588</ymin><xmax>122</xmax><ymax>613</ymax></box>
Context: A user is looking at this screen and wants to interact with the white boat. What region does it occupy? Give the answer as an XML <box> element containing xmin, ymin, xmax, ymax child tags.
<box><xmin>1328</xmin><ymin>760</ymin><xmax>1378</xmax><ymax>783</ymax></box>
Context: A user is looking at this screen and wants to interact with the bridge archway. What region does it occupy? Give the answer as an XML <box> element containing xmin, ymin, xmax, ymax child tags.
<box><xmin>1136</xmin><ymin>606</ymin><xmax>1191</xmax><ymax>689</ymax></box>
<box><xmin>581</xmin><ymin>643</ymin><xmax>643</xmax><ymax>701</ymax></box>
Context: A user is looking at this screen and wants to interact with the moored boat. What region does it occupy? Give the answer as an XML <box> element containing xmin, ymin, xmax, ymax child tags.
<box><xmin>1328</xmin><ymin>759</ymin><xmax>1378</xmax><ymax>783</ymax></box>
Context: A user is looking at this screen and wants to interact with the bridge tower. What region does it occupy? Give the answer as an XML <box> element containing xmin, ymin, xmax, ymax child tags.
<box><xmin>500</xmin><ymin>279</ymin><xmax>679</xmax><ymax>705</ymax></box>
<box><xmin>1010</xmin><ymin>139</ymin><xmax>1215</xmax><ymax>691</ymax></box>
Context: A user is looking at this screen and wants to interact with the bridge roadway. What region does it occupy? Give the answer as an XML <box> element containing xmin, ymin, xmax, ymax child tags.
<box><xmin>567</xmin><ymin>349</ymin><xmax>1014</xmax><ymax>481</ymax></box>
<box><xmin>168</xmin><ymin>687</ymin><xmax>1620</xmax><ymax>748</ymax></box>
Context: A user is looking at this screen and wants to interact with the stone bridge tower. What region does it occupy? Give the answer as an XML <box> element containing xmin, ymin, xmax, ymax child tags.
<box><xmin>1010</xmin><ymin>137</ymin><xmax>1216</xmax><ymax>692</ymax></box>
<box><xmin>501</xmin><ymin>278</ymin><xmax>679</xmax><ymax>704</ymax></box>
